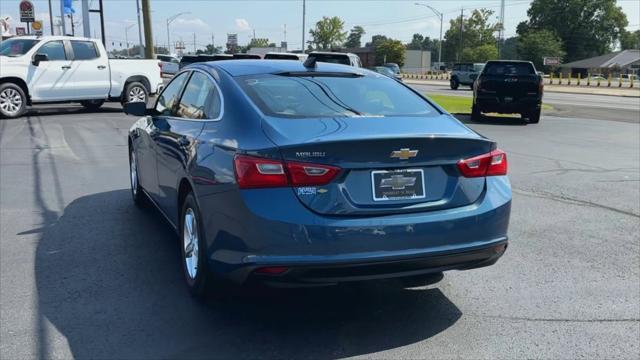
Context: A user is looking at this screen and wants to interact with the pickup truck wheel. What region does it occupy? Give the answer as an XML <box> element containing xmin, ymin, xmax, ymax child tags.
<box><xmin>80</xmin><ymin>99</ymin><xmax>105</xmax><ymax>111</ymax></box>
<box><xmin>124</xmin><ymin>82</ymin><xmax>148</xmax><ymax>104</ymax></box>
<box><xmin>450</xmin><ymin>78</ymin><xmax>459</xmax><ymax>90</ymax></box>
<box><xmin>526</xmin><ymin>108</ymin><xmax>541</xmax><ymax>124</ymax></box>
<box><xmin>0</xmin><ymin>83</ymin><xmax>27</xmax><ymax>119</ymax></box>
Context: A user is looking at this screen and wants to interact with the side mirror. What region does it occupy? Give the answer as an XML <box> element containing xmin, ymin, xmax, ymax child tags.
<box><xmin>32</xmin><ymin>53</ymin><xmax>49</xmax><ymax>66</ymax></box>
<box><xmin>123</xmin><ymin>101</ymin><xmax>148</xmax><ymax>116</ymax></box>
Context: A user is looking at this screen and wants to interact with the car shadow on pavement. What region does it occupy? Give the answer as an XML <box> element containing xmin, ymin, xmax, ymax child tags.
<box><xmin>454</xmin><ymin>113</ymin><xmax>528</xmax><ymax>126</ymax></box>
<box><xmin>34</xmin><ymin>189</ymin><xmax>462</xmax><ymax>359</ymax></box>
<box><xmin>23</xmin><ymin>105</ymin><xmax>123</xmax><ymax>118</ymax></box>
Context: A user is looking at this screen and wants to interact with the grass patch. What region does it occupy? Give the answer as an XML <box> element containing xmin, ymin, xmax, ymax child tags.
<box><xmin>427</xmin><ymin>94</ymin><xmax>552</xmax><ymax>115</ymax></box>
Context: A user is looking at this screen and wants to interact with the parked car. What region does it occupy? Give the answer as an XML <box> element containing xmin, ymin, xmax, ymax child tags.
<box><xmin>124</xmin><ymin>60</ymin><xmax>511</xmax><ymax>298</ymax></box>
<box><xmin>383</xmin><ymin>62</ymin><xmax>401</xmax><ymax>75</ymax></box>
<box><xmin>156</xmin><ymin>54</ymin><xmax>179</xmax><ymax>75</ymax></box>
<box><xmin>472</xmin><ymin>60</ymin><xmax>543</xmax><ymax>123</ymax></box>
<box><xmin>0</xmin><ymin>35</ymin><xmax>163</xmax><ymax>118</ymax></box>
<box><xmin>307</xmin><ymin>51</ymin><xmax>362</xmax><ymax>67</ymax></box>
<box><xmin>369</xmin><ymin>66</ymin><xmax>402</xmax><ymax>81</ymax></box>
<box><xmin>179</xmin><ymin>54</ymin><xmax>232</xmax><ymax>69</ymax></box>
<box><xmin>233</xmin><ymin>54</ymin><xmax>261</xmax><ymax>59</ymax></box>
<box><xmin>263</xmin><ymin>52</ymin><xmax>308</xmax><ymax>61</ymax></box>
<box><xmin>450</xmin><ymin>62</ymin><xmax>485</xmax><ymax>89</ymax></box>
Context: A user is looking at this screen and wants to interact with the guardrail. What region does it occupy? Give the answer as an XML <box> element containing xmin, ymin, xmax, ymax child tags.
<box><xmin>400</xmin><ymin>73</ymin><xmax>639</xmax><ymax>88</ymax></box>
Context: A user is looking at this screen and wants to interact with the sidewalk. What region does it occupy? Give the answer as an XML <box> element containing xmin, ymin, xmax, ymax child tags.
<box><xmin>403</xmin><ymin>79</ymin><xmax>640</xmax><ymax>98</ymax></box>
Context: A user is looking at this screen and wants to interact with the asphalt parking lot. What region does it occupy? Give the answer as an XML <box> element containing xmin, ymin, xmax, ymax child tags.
<box><xmin>1</xmin><ymin>93</ymin><xmax>639</xmax><ymax>358</ymax></box>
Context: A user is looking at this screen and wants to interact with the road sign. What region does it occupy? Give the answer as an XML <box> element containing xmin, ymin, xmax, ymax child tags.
<box><xmin>16</xmin><ymin>27</ymin><xmax>26</xmax><ymax>36</ymax></box>
<box><xmin>19</xmin><ymin>1</ymin><xmax>35</xmax><ymax>23</ymax></box>
<box><xmin>544</xmin><ymin>57</ymin><xmax>561</xmax><ymax>66</ymax></box>
<box><xmin>31</xmin><ymin>20</ymin><xmax>42</xmax><ymax>35</ymax></box>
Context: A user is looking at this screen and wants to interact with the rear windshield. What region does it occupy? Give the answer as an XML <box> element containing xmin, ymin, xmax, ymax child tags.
<box><xmin>308</xmin><ymin>54</ymin><xmax>350</xmax><ymax>65</ymax></box>
<box><xmin>484</xmin><ymin>62</ymin><xmax>535</xmax><ymax>75</ymax></box>
<box><xmin>238</xmin><ymin>74</ymin><xmax>439</xmax><ymax>118</ymax></box>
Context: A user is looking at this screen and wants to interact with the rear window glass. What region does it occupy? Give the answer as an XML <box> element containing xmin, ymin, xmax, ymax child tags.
<box><xmin>308</xmin><ymin>54</ymin><xmax>350</xmax><ymax>65</ymax></box>
<box><xmin>264</xmin><ymin>54</ymin><xmax>300</xmax><ymax>60</ymax></box>
<box><xmin>238</xmin><ymin>74</ymin><xmax>439</xmax><ymax>118</ymax></box>
<box><xmin>484</xmin><ymin>62</ymin><xmax>535</xmax><ymax>75</ymax></box>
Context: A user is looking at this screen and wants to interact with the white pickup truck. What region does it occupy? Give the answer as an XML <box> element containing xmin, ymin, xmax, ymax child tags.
<box><xmin>0</xmin><ymin>35</ymin><xmax>164</xmax><ymax>118</ymax></box>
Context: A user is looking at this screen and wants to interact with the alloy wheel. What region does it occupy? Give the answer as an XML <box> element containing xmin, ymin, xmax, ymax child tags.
<box><xmin>128</xmin><ymin>86</ymin><xmax>146</xmax><ymax>103</ymax></box>
<box><xmin>183</xmin><ymin>208</ymin><xmax>199</xmax><ymax>279</ymax></box>
<box><xmin>0</xmin><ymin>88</ymin><xmax>23</xmax><ymax>116</ymax></box>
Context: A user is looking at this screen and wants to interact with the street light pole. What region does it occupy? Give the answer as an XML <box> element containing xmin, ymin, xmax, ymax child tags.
<box><xmin>415</xmin><ymin>2</ymin><xmax>443</xmax><ymax>70</ymax></box>
<box><xmin>166</xmin><ymin>12</ymin><xmax>190</xmax><ymax>55</ymax></box>
<box><xmin>125</xmin><ymin>23</ymin><xmax>136</xmax><ymax>57</ymax></box>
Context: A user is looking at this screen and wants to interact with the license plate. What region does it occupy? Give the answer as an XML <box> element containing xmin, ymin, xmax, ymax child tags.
<box><xmin>371</xmin><ymin>169</ymin><xmax>426</xmax><ymax>202</ymax></box>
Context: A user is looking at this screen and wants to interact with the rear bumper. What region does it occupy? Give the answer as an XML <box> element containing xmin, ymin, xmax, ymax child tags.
<box><xmin>242</xmin><ymin>239</ymin><xmax>507</xmax><ymax>287</ymax></box>
<box><xmin>475</xmin><ymin>94</ymin><xmax>541</xmax><ymax>113</ymax></box>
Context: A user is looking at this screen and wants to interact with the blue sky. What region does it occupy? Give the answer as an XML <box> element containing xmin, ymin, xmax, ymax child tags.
<box><xmin>1</xmin><ymin>0</ymin><xmax>639</xmax><ymax>52</ymax></box>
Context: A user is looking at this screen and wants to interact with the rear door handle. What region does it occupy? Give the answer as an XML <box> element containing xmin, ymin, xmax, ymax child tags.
<box><xmin>61</xmin><ymin>65</ymin><xmax>71</xmax><ymax>70</ymax></box>
<box><xmin>97</xmin><ymin>65</ymin><xmax>106</xmax><ymax>70</ymax></box>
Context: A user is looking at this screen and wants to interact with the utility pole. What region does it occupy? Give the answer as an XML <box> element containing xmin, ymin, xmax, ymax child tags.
<box><xmin>458</xmin><ymin>8</ymin><xmax>464</xmax><ymax>62</ymax></box>
<box><xmin>141</xmin><ymin>0</ymin><xmax>155</xmax><ymax>59</ymax></box>
<box><xmin>498</xmin><ymin>0</ymin><xmax>505</xmax><ymax>59</ymax></box>
<box><xmin>81</xmin><ymin>0</ymin><xmax>90</xmax><ymax>37</ymax></box>
<box><xmin>136</xmin><ymin>0</ymin><xmax>145</xmax><ymax>55</ymax></box>
<box><xmin>48</xmin><ymin>0</ymin><xmax>54</xmax><ymax>35</ymax></box>
<box><xmin>60</xmin><ymin>0</ymin><xmax>67</xmax><ymax>35</ymax></box>
<box><xmin>301</xmin><ymin>0</ymin><xmax>306</xmax><ymax>52</ymax></box>
<box><xmin>211</xmin><ymin>34</ymin><xmax>215</xmax><ymax>53</ymax></box>
<box><xmin>193</xmin><ymin>33</ymin><xmax>196</xmax><ymax>53</ymax></box>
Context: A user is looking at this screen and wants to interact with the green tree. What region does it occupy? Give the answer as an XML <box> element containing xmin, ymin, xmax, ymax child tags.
<box><xmin>500</xmin><ymin>37</ymin><xmax>519</xmax><ymax>60</ymax></box>
<box><xmin>516</xmin><ymin>29</ymin><xmax>565</xmax><ymax>69</ymax></box>
<box><xmin>620</xmin><ymin>30</ymin><xmax>640</xmax><ymax>50</ymax></box>
<box><xmin>308</xmin><ymin>16</ymin><xmax>348</xmax><ymax>50</ymax></box>
<box><xmin>344</xmin><ymin>26</ymin><xmax>365</xmax><ymax>48</ymax></box>
<box><xmin>375</xmin><ymin>39</ymin><xmax>405</xmax><ymax>66</ymax></box>
<box><xmin>443</xmin><ymin>9</ymin><xmax>500</xmax><ymax>62</ymax></box>
<box><xmin>462</xmin><ymin>44</ymin><xmax>498</xmax><ymax>63</ymax></box>
<box><xmin>517</xmin><ymin>0</ymin><xmax>628</xmax><ymax>62</ymax></box>
<box><xmin>406</xmin><ymin>33</ymin><xmax>425</xmax><ymax>50</ymax></box>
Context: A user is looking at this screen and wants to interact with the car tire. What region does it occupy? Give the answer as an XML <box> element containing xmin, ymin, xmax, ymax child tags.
<box><xmin>450</xmin><ymin>77</ymin><xmax>459</xmax><ymax>90</ymax></box>
<box><xmin>129</xmin><ymin>147</ymin><xmax>146</xmax><ymax>207</ymax></box>
<box><xmin>471</xmin><ymin>103</ymin><xmax>482</xmax><ymax>121</ymax></box>
<box><xmin>0</xmin><ymin>83</ymin><xmax>27</xmax><ymax>119</ymax></box>
<box><xmin>123</xmin><ymin>81</ymin><xmax>148</xmax><ymax>104</ymax></box>
<box><xmin>526</xmin><ymin>108</ymin><xmax>541</xmax><ymax>124</ymax></box>
<box><xmin>80</xmin><ymin>99</ymin><xmax>105</xmax><ymax>111</ymax></box>
<box><xmin>180</xmin><ymin>192</ymin><xmax>218</xmax><ymax>300</ymax></box>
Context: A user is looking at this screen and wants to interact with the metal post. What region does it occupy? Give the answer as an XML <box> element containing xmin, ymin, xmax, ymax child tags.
<box><xmin>167</xmin><ymin>20</ymin><xmax>171</xmax><ymax>54</ymax></box>
<box><xmin>193</xmin><ymin>33</ymin><xmax>196</xmax><ymax>53</ymax></box>
<box><xmin>82</xmin><ymin>0</ymin><xmax>91</xmax><ymax>37</ymax></box>
<box><xmin>136</xmin><ymin>0</ymin><xmax>144</xmax><ymax>54</ymax></box>
<box><xmin>438</xmin><ymin>13</ymin><xmax>443</xmax><ymax>68</ymax></box>
<box><xmin>459</xmin><ymin>8</ymin><xmax>464</xmax><ymax>62</ymax></box>
<box><xmin>60</xmin><ymin>0</ymin><xmax>67</xmax><ymax>35</ymax></box>
<box><xmin>141</xmin><ymin>0</ymin><xmax>155</xmax><ymax>59</ymax></box>
<box><xmin>302</xmin><ymin>0</ymin><xmax>306</xmax><ymax>52</ymax></box>
<box><xmin>48</xmin><ymin>0</ymin><xmax>54</xmax><ymax>35</ymax></box>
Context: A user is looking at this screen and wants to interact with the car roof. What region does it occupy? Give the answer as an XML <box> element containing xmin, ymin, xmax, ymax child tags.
<box><xmin>309</xmin><ymin>51</ymin><xmax>355</xmax><ymax>56</ymax></box>
<box><xmin>201</xmin><ymin>59</ymin><xmax>365</xmax><ymax>77</ymax></box>
<box><xmin>8</xmin><ymin>35</ymin><xmax>94</xmax><ymax>41</ymax></box>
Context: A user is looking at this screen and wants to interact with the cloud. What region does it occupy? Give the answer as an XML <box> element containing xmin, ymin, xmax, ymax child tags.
<box><xmin>235</xmin><ymin>18</ymin><xmax>250</xmax><ymax>31</ymax></box>
<box><xmin>171</xmin><ymin>17</ymin><xmax>211</xmax><ymax>32</ymax></box>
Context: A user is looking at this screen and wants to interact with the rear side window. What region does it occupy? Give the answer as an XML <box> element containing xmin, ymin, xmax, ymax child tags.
<box><xmin>37</xmin><ymin>41</ymin><xmax>66</xmax><ymax>61</ymax></box>
<box><xmin>238</xmin><ymin>74</ymin><xmax>438</xmax><ymax>118</ymax></box>
<box><xmin>176</xmin><ymin>72</ymin><xmax>221</xmax><ymax>120</ymax></box>
<box><xmin>155</xmin><ymin>72</ymin><xmax>189</xmax><ymax>116</ymax></box>
<box><xmin>484</xmin><ymin>62</ymin><xmax>535</xmax><ymax>75</ymax></box>
<box><xmin>265</xmin><ymin>54</ymin><xmax>299</xmax><ymax>60</ymax></box>
<box><xmin>70</xmin><ymin>41</ymin><xmax>99</xmax><ymax>60</ymax></box>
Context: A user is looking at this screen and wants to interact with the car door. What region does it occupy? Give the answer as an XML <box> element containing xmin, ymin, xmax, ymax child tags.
<box><xmin>140</xmin><ymin>71</ymin><xmax>190</xmax><ymax>201</ymax></box>
<box><xmin>27</xmin><ymin>40</ymin><xmax>74</xmax><ymax>101</ymax></box>
<box><xmin>66</xmin><ymin>40</ymin><xmax>110</xmax><ymax>99</ymax></box>
<box><xmin>154</xmin><ymin>70</ymin><xmax>221</xmax><ymax>222</ymax></box>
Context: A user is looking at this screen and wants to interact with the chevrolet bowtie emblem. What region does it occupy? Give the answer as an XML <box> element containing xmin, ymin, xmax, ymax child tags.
<box><xmin>390</xmin><ymin>148</ymin><xmax>418</xmax><ymax>160</ymax></box>
<box><xmin>380</xmin><ymin>174</ymin><xmax>416</xmax><ymax>190</ymax></box>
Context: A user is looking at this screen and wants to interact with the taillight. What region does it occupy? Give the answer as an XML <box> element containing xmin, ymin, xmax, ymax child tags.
<box><xmin>457</xmin><ymin>149</ymin><xmax>507</xmax><ymax>177</ymax></box>
<box><xmin>234</xmin><ymin>155</ymin><xmax>340</xmax><ymax>189</ymax></box>
<box><xmin>286</xmin><ymin>161</ymin><xmax>340</xmax><ymax>186</ymax></box>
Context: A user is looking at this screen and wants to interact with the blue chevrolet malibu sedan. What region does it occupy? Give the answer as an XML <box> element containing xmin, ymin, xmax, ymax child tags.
<box><xmin>125</xmin><ymin>59</ymin><xmax>511</xmax><ymax>298</ymax></box>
